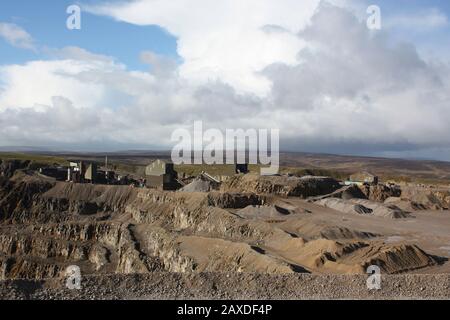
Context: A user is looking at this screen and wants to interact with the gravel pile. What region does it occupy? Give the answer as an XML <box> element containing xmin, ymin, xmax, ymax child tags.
<box><xmin>1</xmin><ymin>273</ymin><xmax>449</xmax><ymax>300</ymax></box>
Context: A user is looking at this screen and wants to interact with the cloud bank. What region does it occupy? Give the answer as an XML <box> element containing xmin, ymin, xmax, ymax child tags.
<box><xmin>1</xmin><ymin>1</ymin><xmax>450</xmax><ymax>159</ymax></box>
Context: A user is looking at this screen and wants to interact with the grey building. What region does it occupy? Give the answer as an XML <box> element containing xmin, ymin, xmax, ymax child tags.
<box><xmin>349</xmin><ymin>171</ymin><xmax>379</xmax><ymax>185</ymax></box>
<box><xmin>67</xmin><ymin>161</ymin><xmax>98</xmax><ymax>183</ymax></box>
<box><xmin>145</xmin><ymin>159</ymin><xmax>178</xmax><ymax>190</ymax></box>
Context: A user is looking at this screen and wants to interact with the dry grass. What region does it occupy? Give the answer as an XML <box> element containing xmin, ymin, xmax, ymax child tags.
<box><xmin>0</xmin><ymin>152</ymin><xmax>68</xmax><ymax>166</ymax></box>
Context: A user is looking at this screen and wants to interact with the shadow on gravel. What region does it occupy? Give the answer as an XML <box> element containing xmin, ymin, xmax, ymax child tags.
<box><xmin>431</xmin><ymin>254</ymin><xmax>449</xmax><ymax>266</ymax></box>
<box><xmin>289</xmin><ymin>264</ymin><xmax>311</xmax><ymax>273</ymax></box>
<box><xmin>8</xmin><ymin>280</ymin><xmax>45</xmax><ymax>299</ymax></box>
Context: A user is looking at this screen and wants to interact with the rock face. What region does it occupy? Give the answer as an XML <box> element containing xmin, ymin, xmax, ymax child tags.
<box><xmin>0</xmin><ymin>174</ymin><xmax>441</xmax><ymax>281</ymax></box>
<box><xmin>358</xmin><ymin>184</ymin><xmax>401</xmax><ymax>202</ymax></box>
<box><xmin>206</xmin><ymin>192</ymin><xmax>265</xmax><ymax>209</ymax></box>
<box><xmin>309</xmin><ymin>185</ymin><xmax>368</xmax><ymax>202</ymax></box>
<box><xmin>0</xmin><ymin>160</ymin><xmax>31</xmax><ymax>179</ymax></box>
<box><xmin>222</xmin><ymin>174</ymin><xmax>342</xmax><ymax>198</ymax></box>
<box><xmin>0</xmin><ymin>178</ymin><xmax>54</xmax><ymax>223</ymax></box>
<box><xmin>399</xmin><ymin>186</ymin><xmax>450</xmax><ymax>210</ymax></box>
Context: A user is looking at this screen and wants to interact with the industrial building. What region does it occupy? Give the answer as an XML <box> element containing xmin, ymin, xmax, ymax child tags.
<box><xmin>202</xmin><ymin>163</ymin><xmax>249</xmax><ymax>182</ymax></box>
<box><xmin>67</xmin><ymin>161</ymin><xmax>98</xmax><ymax>183</ymax></box>
<box><xmin>346</xmin><ymin>171</ymin><xmax>379</xmax><ymax>186</ymax></box>
<box><xmin>145</xmin><ymin>159</ymin><xmax>179</xmax><ymax>190</ymax></box>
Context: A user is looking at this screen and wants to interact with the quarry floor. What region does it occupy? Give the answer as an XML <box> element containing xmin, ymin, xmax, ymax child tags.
<box><xmin>1</xmin><ymin>273</ymin><xmax>449</xmax><ymax>300</ymax></box>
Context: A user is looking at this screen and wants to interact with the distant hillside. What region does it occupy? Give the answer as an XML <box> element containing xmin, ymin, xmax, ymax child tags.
<box><xmin>3</xmin><ymin>150</ymin><xmax>450</xmax><ymax>184</ymax></box>
<box><xmin>280</xmin><ymin>152</ymin><xmax>450</xmax><ymax>183</ymax></box>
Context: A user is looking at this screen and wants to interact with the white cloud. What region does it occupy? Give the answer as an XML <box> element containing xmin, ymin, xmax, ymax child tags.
<box><xmin>0</xmin><ymin>22</ymin><xmax>35</xmax><ymax>50</ymax></box>
<box><xmin>85</xmin><ymin>0</ymin><xmax>325</xmax><ymax>96</ymax></box>
<box><xmin>0</xmin><ymin>60</ymin><xmax>110</xmax><ymax>111</ymax></box>
<box><xmin>1</xmin><ymin>3</ymin><xmax>450</xmax><ymax>158</ymax></box>
<box><xmin>263</xmin><ymin>4</ymin><xmax>450</xmax><ymax>146</ymax></box>
<box><xmin>48</xmin><ymin>46</ymin><xmax>116</xmax><ymax>64</ymax></box>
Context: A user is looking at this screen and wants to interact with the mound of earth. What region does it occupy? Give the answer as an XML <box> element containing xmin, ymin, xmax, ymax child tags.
<box><xmin>384</xmin><ymin>197</ymin><xmax>428</xmax><ymax>211</ymax></box>
<box><xmin>400</xmin><ymin>186</ymin><xmax>450</xmax><ymax>210</ymax></box>
<box><xmin>222</xmin><ymin>174</ymin><xmax>341</xmax><ymax>198</ymax></box>
<box><xmin>349</xmin><ymin>199</ymin><xmax>410</xmax><ymax>219</ymax></box>
<box><xmin>178</xmin><ymin>236</ymin><xmax>298</xmax><ymax>273</ymax></box>
<box><xmin>309</xmin><ymin>185</ymin><xmax>367</xmax><ymax>202</ymax></box>
<box><xmin>179</xmin><ymin>178</ymin><xmax>213</xmax><ymax>192</ymax></box>
<box><xmin>276</xmin><ymin>218</ymin><xmax>379</xmax><ymax>241</ymax></box>
<box><xmin>316</xmin><ymin>198</ymin><xmax>410</xmax><ymax>219</ymax></box>
<box><xmin>236</xmin><ymin>202</ymin><xmax>299</xmax><ymax>219</ymax></box>
<box><xmin>315</xmin><ymin>198</ymin><xmax>373</xmax><ymax>216</ymax></box>
<box><xmin>358</xmin><ymin>184</ymin><xmax>402</xmax><ymax>202</ymax></box>
<box><xmin>264</xmin><ymin>237</ymin><xmax>437</xmax><ymax>274</ymax></box>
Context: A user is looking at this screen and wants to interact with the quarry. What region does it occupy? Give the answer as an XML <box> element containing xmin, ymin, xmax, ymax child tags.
<box><xmin>1</xmin><ymin>154</ymin><xmax>450</xmax><ymax>299</ymax></box>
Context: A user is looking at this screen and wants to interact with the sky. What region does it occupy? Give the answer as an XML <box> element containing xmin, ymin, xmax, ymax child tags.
<box><xmin>0</xmin><ymin>0</ymin><xmax>450</xmax><ymax>160</ymax></box>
